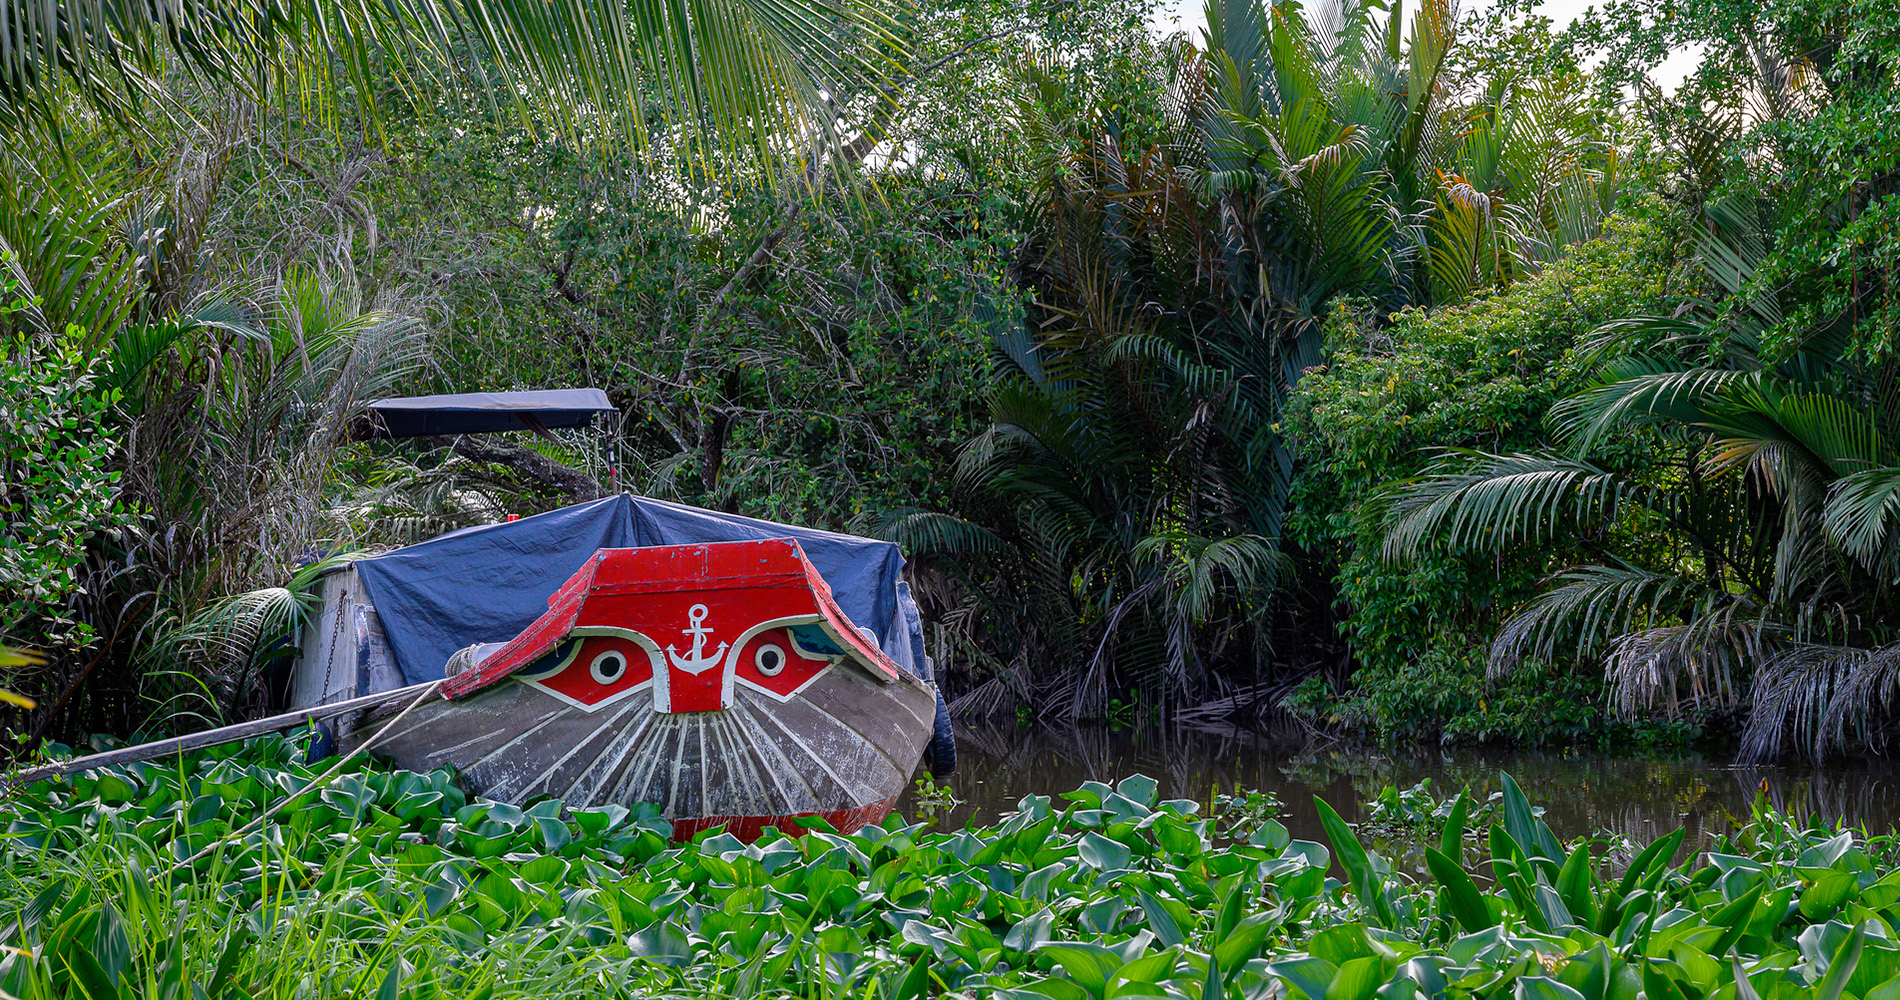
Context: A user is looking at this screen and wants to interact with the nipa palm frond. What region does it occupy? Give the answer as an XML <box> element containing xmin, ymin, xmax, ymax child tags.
<box><xmin>1380</xmin><ymin>449</ymin><xmax>1638</xmax><ymax>561</ymax></box>
<box><xmin>1489</xmin><ymin>563</ymin><xmax>1736</xmax><ymax>679</ymax></box>
<box><xmin>1741</xmin><ymin>640</ymin><xmax>1900</xmax><ymax>762</ymax></box>
<box><xmin>1825</xmin><ymin>467</ymin><xmax>1900</xmax><ymax>579</ymax></box>
<box><xmin>2</xmin><ymin>0</ymin><xmax>902</xmax><ymax>179</ymax></box>
<box><xmin>1548</xmin><ymin>363</ymin><xmax>1752</xmax><ymax>454</ymax></box>
<box><xmin>855</xmin><ymin>508</ymin><xmax>1003</xmax><ymax>559</ymax></box>
<box><xmin>1599</xmin><ymin>607</ymin><xmax>1769</xmax><ymax>719</ymax></box>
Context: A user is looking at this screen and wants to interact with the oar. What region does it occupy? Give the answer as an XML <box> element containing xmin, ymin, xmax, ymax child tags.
<box><xmin>2</xmin><ymin>681</ymin><xmax>444</xmax><ymax>786</ymax></box>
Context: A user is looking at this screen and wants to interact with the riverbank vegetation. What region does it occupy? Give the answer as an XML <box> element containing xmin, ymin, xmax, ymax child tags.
<box><xmin>3</xmin><ymin>0</ymin><xmax>1900</xmax><ymax>758</ymax></box>
<box><xmin>9</xmin><ymin>742</ymin><xmax>1900</xmax><ymax>1000</ymax></box>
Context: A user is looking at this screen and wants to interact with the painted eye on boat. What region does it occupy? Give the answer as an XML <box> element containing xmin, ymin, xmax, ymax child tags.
<box><xmin>590</xmin><ymin>650</ymin><xmax>628</xmax><ymax>684</ymax></box>
<box><xmin>755</xmin><ymin>643</ymin><xmax>786</xmax><ymax>677</ymax></box>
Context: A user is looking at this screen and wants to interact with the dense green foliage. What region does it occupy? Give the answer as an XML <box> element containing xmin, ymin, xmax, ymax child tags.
<box><xmin>5</xmin><ymin>0</ymin><xmax>1900</xmax><ymax>758</ymax></box>
<box><xmin>882</xmin><ymin>0</ymin><xmax>1626</xmax><ymax>718</ymax></box>
<box><xmin>0</xmin><ymin>276</ymin><xmax>129</xmax><ymax>653</ymax></box>
<box><xmin>9</xmin><ymin>748</ymin><xmax>1900</xmax><ymax>1000</ymax></box>
<box><xmin>1283</xmin><ymin>214</ymin><xmax>1686</xmax><ymax>746</ymax></box>
<box><xmin>1334</xmin><ymin>0</ymin><xmax>1900</xmax><ymax>757</ymax></box>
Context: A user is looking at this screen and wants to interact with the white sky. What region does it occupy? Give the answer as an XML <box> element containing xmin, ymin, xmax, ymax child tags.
<box><xmin>1147</xmin><ymin>0</ymin><xmax>1704</xmax><ymax>92</ymax></box>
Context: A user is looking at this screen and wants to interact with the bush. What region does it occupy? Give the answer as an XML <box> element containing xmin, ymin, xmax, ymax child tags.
<box><xmin>1284</xmin><ymin>210</ymin><xmax>1690</xmax><ymax>746</ymax></box>
<box><xmin>0</xmin><ymin>275</ymin><xmax>129</xmax><ymax>652</ymax></box>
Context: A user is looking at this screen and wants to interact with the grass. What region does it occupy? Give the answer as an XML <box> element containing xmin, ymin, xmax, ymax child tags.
<box><xmin>4</xmin><ymin>735</ymin><xmax>1900</xmax><ymax>1000</ymax></box>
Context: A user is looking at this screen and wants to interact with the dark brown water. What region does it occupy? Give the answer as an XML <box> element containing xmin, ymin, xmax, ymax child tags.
<box><xmin>897</xmin><ymin>722</ymin><xmax>1900</xmax><ymax>848</ymax></box>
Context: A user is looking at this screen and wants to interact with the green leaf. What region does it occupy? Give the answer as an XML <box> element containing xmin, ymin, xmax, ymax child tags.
<box><xmin>531</xmin><ymin>814</ymin><xmax>571</xmax><ymax>852</ymax></box>
<box><xmin>1267</xmin><ymin>957</ymin><xmax>1339</xmax><ymax>1000</ymax></box>
<box><xmin>1215</xmin><ymin>878</ymin><xmax>1247</xmax><ymax>944</ymax></box>
<box><xmin>1557</xmin><ymin>843</ymin><xmax>1596</xmax><ymax>924</ymax></box>
<box><xmin>1080</xmin><ymin>833</ymin><xmax>1133</xmax><ymax>872</ymax></box>
<box><xmin>1006</xmin><ymin>909</ymin><xmax>1056</xmax><ymax>952</ymax></box>
<box><xmin>1499</xmin><ymin>774</ymin><xmax>1563</xmax><ymax>872</ymax></box>
<box><xmin>1707</xmin><ymin>882</ymin><xmax>1764</xmax><ymax>957</ymax></box>
<box><xmin>1249</xmin><ymin>819</ymin><xmax>1291</xmax><ymax>851</ymax></box>
<box><xmin>1489</xmin><ymin>824</ymin><xmax>1528</xmax><ymax>881</ymax></box>
<box><xmin>1315</xmin><ymin>798</ymin><xmax>1393</xmax><ymax>928</ymax></box>
<box><xmin>1847</xmin><ymin>944</ymin><xmax>1900</xmax><ymax>999</ymax></box>
<box><xmin>1013</xmin><ymin>979</ymin><xmax>1094</xmax><ymax>1000</ymax></box>
<box><xmin>627</xmin><ymin>921</ymin><xmax>693</xmax><ymax>967</ymax></box>
<box><xmin>1152</xmin><ymin>815</ymin><xmax>1204</xmax><ymax>857</ymax></box>
<box><xmin>1803</xmin><ymin>871</ymin><xmax>1861</xmax><ymax>920</ymax></box>
<box><xmin>1640</xmin><ymin>966</ymin><xmax>1689</xmax><ymax>1000</ymax></box>
<box><xmin>1040</xmin><ymin>943</ymin><xmax>1124</xmax><ymax>1000</ymax></box>
<box><xmin>1502</xmin><ymin>872</ymin><xmax>1548</xmax><ymax>932</ymax></box>
<box><xmin>1439</xmin><ymin>793</ymin><xmax>1469</xmax><ymax>861</ymax></box>
<box><xmin>1867</xmin><ymin>972</ymin><xmax>1900</xmax><ymax>1000</ymax></box>
<box><xmin>1117</xmin><ymin>775</ymin><xmax>1159</xmax><ymax>809</ymax></box>
<box><xmin>1425</xmin><ymin>848</ymin><xmax>1496</xmax><ymax>933</ymax></box>
<box><xmin>1616</xmin><ymin>830</ymin><xmax>1682</xmax><ymax>895</ymax></box>
<box><xmin>91</xmin><ymin>901</ymin><xmax>129</xmax><ymax>988</ymax></box>
<box><xmin>1214</xmin><ymin>913</ymin><xmax>1280</xmax><ymax>977</ymax></box>
<box><xmin>894</xmin><ymin>957</ymin><xmax>931</xmax><ymax>1000</ymax></box>
<box><xmin>1818</xmin><ymin>921</ymin><xmax>1869</xmax><ymax>1000</ymax></box>
<box><xmin>206</xmin><ymin>923</ymin><xmax>252</xmax><ymax>1000</ymax></box>
<box><xmin>67</xmin><ymin>946</ymin><xmax>121</xmax><ymax>1000</ymax></box>
<box><xmin>1748</xmin><ymin>886</ymin><xmax>1795</xmax><ymax>940</ymax></box>
<box><xmin>1137</xmin><ymin>892</ymin><xmax>1190</xmax><ymax>948</ymax></box>
<box><xmin>1516</xmin><ymin>977</ymin><xmax>1587</xmax><ymax>1000</ymax></box>
<box><xmin>1379</xmin><ymin>976</ymin><xmax>1419</xmax><ymax>1000</ymax></box>
<box><xmin>1308</xmin><ymin>926</ymin><xmax>1376</xmax><ymax>967</ymax></box>
<box><xmin>1114</xmin><ymin>951</ymin><xmax>1178</xmax><ymax>990</ymax></box>
<box><xmin>1558</xmin><ymin>942</ymin><xmax>1639</xmax><ymax>1000</ymax></box>
<box><xmin>1534</xmin><ymin>882</ymin><xmax>1576</xmax><ymax>929</ymax></box>
<box><xmin>1326</xmin><ymin>957</ymin><xmax>1388</xmax><ymax>1000</ymax></box>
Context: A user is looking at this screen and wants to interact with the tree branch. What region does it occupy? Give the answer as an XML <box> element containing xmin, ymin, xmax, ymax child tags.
<box><xmin>431</xmin><ymin>436</ymin><xmax>604</xmax><ymax>500</ymax></box>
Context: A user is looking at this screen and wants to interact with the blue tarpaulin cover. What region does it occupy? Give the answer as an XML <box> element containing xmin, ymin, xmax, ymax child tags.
<box><xmin>352</xmin><ymin>495</ymin><xmax>915</xmax><ymax>686</ymax></box>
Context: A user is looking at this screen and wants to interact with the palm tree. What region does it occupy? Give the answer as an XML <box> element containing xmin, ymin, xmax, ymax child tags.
<box><xmin>893</xmin><ymin>0</ymin><xmax>1621</xmax><ymax>722</ymax></box>
<box><xmin>1380</xmin><ymin>196</ymin><xmax>1900</xmax><ymax>760</ymax></box>
<box><xmin>0</xmin><ymin>120</ymin><xmax>447</xmax><ymax>739</ymax></box>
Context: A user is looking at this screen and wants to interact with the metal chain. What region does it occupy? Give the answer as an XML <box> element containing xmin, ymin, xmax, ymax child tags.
<box><xmin>317</xmin><ymin>583</ymin><xmax>349</xmax><ymax>705</ymax></box>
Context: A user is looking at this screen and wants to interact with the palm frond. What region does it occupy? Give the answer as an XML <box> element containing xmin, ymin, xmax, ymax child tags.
<box><xmin>0</xmin><ymin>150</ymin><xmax>140</xmax><ymax>351</ymax></box>
<box><xmin>1548</xmin><ymin>363</ymin><xmax>1750</xmax><ymax>454</ymax></box>
<box><xmin>2</xmin><ymin>0</ymin><xmax>902</xmax><ymax>177</ymax></box>
<box><xmin>855</xmin><ymin>508</ymin><xmax>1002</xmax><ymax>558</ymax></box>
<box><xmin>1599</xmin><ymin>609</ymin><xmax>1768</xmax><ymax>718</ymax></box>
<box><xmin>1381</xmin><ymin>449</ymin><xmax>1639</xmax><ymax>561</ymax></box>
<box><xmin>1824</xmin><ymin>467</ymin><xmax>1900</xmax><ymax>580</ymax></box>
<box><xmin>1489</xmin><ymin>563</ymin><xmax>1733</xmax><ymax>674</ymax></box>
<box><xmin>1742</xmin><ymin>640</ymin><xmax>1900</xmax><ymax>762</ymax></box>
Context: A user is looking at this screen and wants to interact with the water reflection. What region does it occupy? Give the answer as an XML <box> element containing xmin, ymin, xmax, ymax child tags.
<box><xmin>899</xmin><ymin>721</ymin><xmax>1900</xmax><ymax>849</ymax></box>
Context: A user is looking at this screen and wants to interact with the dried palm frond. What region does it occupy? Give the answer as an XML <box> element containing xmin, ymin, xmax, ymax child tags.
<box><xmin>1489</xmin><ymin>565</ymin><xmax>1733</xmax><ymax>677</ymax></box>
<box><xmin>1742</xmin><ymin>641</ymin><xmax>1900</xmax><ymax>762</ymax></box>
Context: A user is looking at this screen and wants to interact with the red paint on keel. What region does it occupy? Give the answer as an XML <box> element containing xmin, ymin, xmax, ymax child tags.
<box><xmin>670</xmin><ymin>795</ymin><xmax>900</xmax><ymax>843</ymax></box>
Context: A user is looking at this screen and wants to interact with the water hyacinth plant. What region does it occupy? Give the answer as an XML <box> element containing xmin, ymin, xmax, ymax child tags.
<box><xmin>3</xmin><ymin>739</ymin><xmax>1900</xmax><ymax>1000</ymax></box>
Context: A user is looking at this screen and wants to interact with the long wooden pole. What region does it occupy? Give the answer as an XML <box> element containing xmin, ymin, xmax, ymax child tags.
<box><xmin>4</xmin><ymin>682</ymin><xmax>443</xmax><ymax>786</ymax></box>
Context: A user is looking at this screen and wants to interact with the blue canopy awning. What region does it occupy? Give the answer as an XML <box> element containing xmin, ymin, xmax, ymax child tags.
<box><xmin>352</xmin><ymin>388</ymin><xmax>616</xmax><ymax>440</ymax></box>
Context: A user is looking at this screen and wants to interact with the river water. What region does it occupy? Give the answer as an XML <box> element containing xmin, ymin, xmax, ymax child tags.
<box><xmin>897</xmin><ymin>722</ymin><xmax>1900</xmax><ymax>848</ymax></box>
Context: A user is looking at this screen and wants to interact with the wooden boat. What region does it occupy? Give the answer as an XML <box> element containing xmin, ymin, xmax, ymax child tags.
<box><xmin>339</xmin><ymin>537</ymin><xmax>940</xmax><ymax>840</ymax></box>
<box><xmin>10</xmin><ymin>397</ymin><xmax>952</xmax><ymax>839</ymax></box>
<box><xmin>13</xmin><ymin>501</ymin><xmax>953</xmax><ymax>843</ymax></box>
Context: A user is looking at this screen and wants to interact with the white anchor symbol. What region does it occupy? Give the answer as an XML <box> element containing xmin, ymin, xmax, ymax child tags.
<box><xmin>666</xmin><ymin>604</ymin><xmax>729</xmax><ymax>675</ymax></box>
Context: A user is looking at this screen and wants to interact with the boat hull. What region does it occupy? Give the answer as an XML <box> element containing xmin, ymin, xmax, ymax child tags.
<box><xmin>343</xmin><ymin>642</ymin><xmax>936</xmax><ymax>837</ymax></box>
